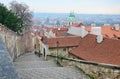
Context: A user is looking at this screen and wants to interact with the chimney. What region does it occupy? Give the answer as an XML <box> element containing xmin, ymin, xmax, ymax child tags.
<box><xmin>97</xmin><ymin>35</ymin><xmax>103</xmax><ymax>43</ymax></box>
<box><xmin>91</xmin><ymin>27</ymin><xmax>101</xmax><ymax>35</ymax></box>
<box><xmin>114</xmin><ymin>24</ymin><xmax>119</xmax><ymax>31</ymax></box>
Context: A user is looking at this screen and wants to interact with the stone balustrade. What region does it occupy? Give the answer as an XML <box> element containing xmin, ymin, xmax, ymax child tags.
<box><xmin>48</xmin><ymin>55</ymin><xmax>120</xmax><ymax>79</ymax></box>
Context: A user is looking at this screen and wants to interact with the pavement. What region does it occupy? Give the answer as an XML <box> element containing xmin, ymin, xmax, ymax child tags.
<box><xmin>14</xmin><ymin>52</ymin><xmax>89</xmax><ymax>79</ymax></box>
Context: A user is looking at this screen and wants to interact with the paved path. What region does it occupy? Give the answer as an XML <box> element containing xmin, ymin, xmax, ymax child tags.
<box><xmin>14</xmin><ymin>52</ymin><xmax>89</xmax><ymax>79</ymax></box>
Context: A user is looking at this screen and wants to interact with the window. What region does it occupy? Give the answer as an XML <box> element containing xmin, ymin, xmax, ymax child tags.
<box><xmin>63</xmin><ymin>48</ymin><xmax>66</xmax><ymax>51</ymax></box>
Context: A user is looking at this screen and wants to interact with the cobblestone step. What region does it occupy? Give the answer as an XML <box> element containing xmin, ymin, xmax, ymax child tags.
<box><xmin>15</xmin><ymin>52</ymin><xmax>43</xmax><ymax>62</ymax></box>
<box><xmin>14</xmin><ymin>52</ymin><xmax>89</xmax><ymax>79</ymax></box>
<box><xmin>16</xmin><ymin>67</ymin><xmax>88</xmax><ymax>79</ymax></box>
<box><xmin>14</xmin><ymin>60</ymin><xmax>58</xmax><ymax>69</ymax></box>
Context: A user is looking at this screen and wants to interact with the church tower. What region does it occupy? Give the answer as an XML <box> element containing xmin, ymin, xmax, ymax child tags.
<box><xmin>67</xmin><ymin>12</ymin><xmax>75</xmax><ymax>26</ymax></box>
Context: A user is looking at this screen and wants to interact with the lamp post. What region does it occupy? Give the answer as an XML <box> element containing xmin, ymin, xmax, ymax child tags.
<box><xmin>56</xmin><ymin>41</ymin><xmax>59</xmax><ymax>63</ymax></box>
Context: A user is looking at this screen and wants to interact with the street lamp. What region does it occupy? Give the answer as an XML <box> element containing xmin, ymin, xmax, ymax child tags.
<box><xmin>56</xmin><ymin>41</ymin><xmax>59</xmax><ymax>63</ymax></box>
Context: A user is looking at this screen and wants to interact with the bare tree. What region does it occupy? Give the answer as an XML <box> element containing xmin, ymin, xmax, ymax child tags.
<box><xmin>9</xmin><ymin>1</ymin><xmax>32</xmax><ymax>28</ymax></box>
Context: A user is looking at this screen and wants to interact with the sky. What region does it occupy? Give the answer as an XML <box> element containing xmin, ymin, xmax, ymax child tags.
<box><xmin>1</xmin><ymin>0</ymin><xmax>120</xmax><ymax>14</ymax></box>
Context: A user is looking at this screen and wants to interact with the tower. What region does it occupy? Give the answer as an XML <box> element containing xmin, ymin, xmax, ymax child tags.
<box><xmin>67</xmin><ymin>12</ymin><xmax>75</xmax><ymax>26</ymax></box>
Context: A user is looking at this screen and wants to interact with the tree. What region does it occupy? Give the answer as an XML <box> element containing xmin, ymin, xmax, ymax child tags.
<box><xmin>0</xmin><ymin>3</ymin><xmax>21</xmax><ymax>32</ymax></box>
<box><xmin>9</xmin><ymin>1</ymin><xmax>32</xmax><ymax>27</ymax></box>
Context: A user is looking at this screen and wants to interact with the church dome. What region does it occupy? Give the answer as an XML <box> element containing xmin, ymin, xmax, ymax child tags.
<box><xmin>67</xmin><ymin>12</ymin><xmax>75</xmax><ymax>22</ymax></box>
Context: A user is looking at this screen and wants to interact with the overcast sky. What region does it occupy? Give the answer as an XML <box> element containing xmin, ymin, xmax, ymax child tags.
<box><xmin>1</xmin><ymin>0</ymin><xmax>120</xmax><ymax>14</ymax></box>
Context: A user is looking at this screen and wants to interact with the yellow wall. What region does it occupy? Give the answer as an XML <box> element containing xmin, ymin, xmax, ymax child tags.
<box><xmin>0</xmin><ymin>25</ymin><xmax>34</xmax><ymax>61</ymax></box>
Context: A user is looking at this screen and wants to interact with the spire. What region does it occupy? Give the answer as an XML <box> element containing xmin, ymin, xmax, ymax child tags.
<box><xmin>67</xmin><ymin>12</ymin><xmax>75</xmax><ymax>26</ymax></box>
<box><xmin>69</xmin><ymin>12</ymin><xmax>75</xmax><ymax>18</ymax></box>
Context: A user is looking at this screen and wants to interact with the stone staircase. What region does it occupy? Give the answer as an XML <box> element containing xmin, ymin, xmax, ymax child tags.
<box><xmin>14</xmin><ymin>52</ymin><xmax>89</xmax><ymax>79</ymax></box>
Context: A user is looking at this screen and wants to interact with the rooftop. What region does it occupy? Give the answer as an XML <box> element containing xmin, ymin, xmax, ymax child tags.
<box><xmin>42</xmin><ymin>36</ymin><xmax>81</xmax><ymax>48</ymax></box>
<box><xmin>69</xmin><ymin>34</ymin><xmax>120</xmax><ymax>66</ymax></box>
<box><xmin>45</xmin><ymin>26</ymin><xmax>68</xmax><ymax>36</ymax></box>
<box><xmin>52</xmin><ymin>27</ymin><xmax>68</xmax><ymax>36</ymax></box>
<box><xmin>85</xmin><ymin>26</ymin><xmax>120</xmax><ymax>38</ymax></box>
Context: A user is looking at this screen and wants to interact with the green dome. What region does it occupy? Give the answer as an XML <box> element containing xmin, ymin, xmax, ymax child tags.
<box><xmin>67</xmin><ymin>12</ymin><xmax>75</xmax><ymax>22</ymax></box>
<box><xmin>67</xmin><ymin>17</ymin><xmax>75</xmax><ymax>21</ymax></box>
<box><xmin>69</xmin><ymin>12</ymin><xmax>75</xmax><ymax>17</ymax></box>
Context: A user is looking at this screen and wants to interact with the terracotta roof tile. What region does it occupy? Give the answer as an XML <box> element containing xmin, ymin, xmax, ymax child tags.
<box><xmin>72</xmin><ymin>23</ymin><xmax>79</xmax><ymax>27</ymax></box>
<box><xmin>85</xmin><ymin>26</ymin><xmax>120</xmax><ymax>38</ymax></box>
<box><xmin>44</xmin><ymin>26</ymin><xmax>68</xmax><ymax>36</ymax></box>
<box><xmin>85</xmin><ymin>26</ymin><xmax>91</xmax><ymax>32</ymax></box>
<box><xmin>72</xmin><ymin>23</ymin><xmax>84</xmax><ymax>27</ymax></box>
<box><xmin>52</xmin><ymin>27</ymin><xmax>68</xmax><ymax>36</ymax></box>
<box><xmin>43</xmin><ymin>36</ymin><xmax>81</xmax><ymax>48</ymax></box>
<box><xmin>70</xmin><ymin>34</ymin><xmax>120</xmax><ymax>65</ymax></box>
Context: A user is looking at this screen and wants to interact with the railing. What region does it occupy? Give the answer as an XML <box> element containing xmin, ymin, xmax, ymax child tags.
<box><xmin>47</xmin><ymin>55</ymin><xmax>120</xmax><ymax>79</ymax></box>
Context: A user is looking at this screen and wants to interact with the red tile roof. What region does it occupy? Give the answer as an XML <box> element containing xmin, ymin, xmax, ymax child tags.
<box><xmin>52</xmin><ymin>27</ymin><xmax>68</xmax><ymax>36</ymax></box>
<box><xmin>85</xmin><ymin>26</ymin><xmax>120</xmax><ymax>38</ymax></box>
<box><xmin>101</xmin><ymin>26</ymin><xmax>120</xmax><ymax>38</ymax></box>
<box><xmin>69</xmin><ymin>34</ymin><xmax>120</xmax><ymax>65</ymax></box>
<box><xmin>72</xmin><ymin>23</ymin><xmax>79</xmax><ymax>27</ymax></box>
<box><xmin>85</xmin><ymin>26</ymin><xmax>91</xmax><ymax>32</ymax></box>
<box><xmin>72</xmin><ymin>23</ymin><xmax>84</xmax><ymax>27</ymax></box>
<box><xmin>44</xmin><ymin>26</ymin><xmax>68</xmax><ymax>36</ymax></box>
<box><xmin>44</xmin><ymin>26</ymin><xmax>55</xmax><ymax>31</ymax></box>
<box><xmin>43</xmin><ymin>36</ymin><xmax>81</xmax><ymax>48</ymax></box>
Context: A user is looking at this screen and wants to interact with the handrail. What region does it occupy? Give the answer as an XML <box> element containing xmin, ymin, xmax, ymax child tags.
<box><xmin>48</xmin><ymin>55</ymin><xmax>120</xmax><ymax>70</ymax></box>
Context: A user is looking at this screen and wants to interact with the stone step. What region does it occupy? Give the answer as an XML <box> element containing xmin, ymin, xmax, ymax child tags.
<box><xmin>14</xmin><ymin>60</ymin><xmax>58</xmax><ymax>69</ymax></box>
<box><xmin>15</xmin><ymin>52</ymin><xmax>43</xmax><ymax>62</ymax></box>
<box><xmin>16</xmin><ymin>67</ymin><xmax>88</xmax><ymax>79</ymax></box>
<box><xmin>14</xmin><ymin>52</ymin><xmax>89</xmax><ymax>79</ymax></box>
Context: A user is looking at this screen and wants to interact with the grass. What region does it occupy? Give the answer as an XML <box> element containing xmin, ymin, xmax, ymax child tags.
<box><xmin>75</xmin><ymin>66</ymin><xmax>95</xmax><ymax>79</ymax></box>
<box><xmin>86</xmin><ymin>74</ymin><xmax>95</xmax><ymax>79</ymax></box>
<box><xmin>56</xmin><ymin>61</ymin><xmax>63</xmax><ymax>67</ymax></box>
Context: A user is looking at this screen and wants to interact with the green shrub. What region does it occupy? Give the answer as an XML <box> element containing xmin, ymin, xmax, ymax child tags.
<box><xmin>75</xmin><ymin>66</ymin><xmax>95</xmax><ymax>79</ymax></box>
<box><xmin>86</xmin><ymin>74</ymin><xmax>95</xmax><ymax>79</ymax></box>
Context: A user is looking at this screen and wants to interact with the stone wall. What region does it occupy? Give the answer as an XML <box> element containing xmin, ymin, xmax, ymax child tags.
<box><xmin>46</xmin><ymin>47</ymin><xmax>73</xmax><ymax>57</ymax></box>
<box><xmin>0</xmin><ymin>36</ymin><xmax>19</xmax><ymax>79</ymax></box>
<box><xmin>49</xmin><ymin>48</ymin><xmax>69</xmax><ymax>57</ymax></box>
<box><xmin>0</xmin><ymin>25</ymin><xmax>34</xmax><ymax>61</ymax></box>
<box><xmin>60</xmin><ymin>58</ymin><xmax>120</xmax><ymax>79</ymax></box>
<box><xmin>48</xmin><ymin>56</ymin><xmax>120</xmax><ymax>79</ymax></box>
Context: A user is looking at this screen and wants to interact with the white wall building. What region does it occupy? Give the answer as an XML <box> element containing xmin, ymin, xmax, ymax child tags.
<box><xmin>67</xmin><ymin>26</ymin><xmax>88</xmax><ymax>38</ymax></box>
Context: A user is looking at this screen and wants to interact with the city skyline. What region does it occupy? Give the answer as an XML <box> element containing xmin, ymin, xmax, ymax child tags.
<box><xmin>1</xmin><ymin>0</ymin><xmax>120</xmax><ymax>14</ymax></box>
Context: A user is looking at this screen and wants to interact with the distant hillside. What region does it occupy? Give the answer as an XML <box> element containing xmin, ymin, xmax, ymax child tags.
<box><xmin>33</xmin><ymin>13</ymin><xmax>69</xmax><ymax>18</ymax></box>
<box><xmin>33</xmin><ymin>12</ymin><xmax>120</xmax><ymax>18</ymax></box>
<box><xmin>33</xmin><ymin>13</ymin><xmax>120</xmax><ymax>26</ymax></box>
